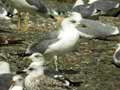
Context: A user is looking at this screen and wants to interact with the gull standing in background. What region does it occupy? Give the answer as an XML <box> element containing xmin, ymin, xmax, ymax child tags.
<box><xmin>76</xmin><ymin>14</ymin><xmax>120</xmax><ymax>38</ymax></box>
<box><xmin>1</xmin><ymin>0</ymin><xmax>50</xmax><ymax>31</ymax></box>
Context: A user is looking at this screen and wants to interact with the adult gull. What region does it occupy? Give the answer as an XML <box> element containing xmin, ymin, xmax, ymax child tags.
<box><xmin>1</xmin><ymin>0</ymin><xmax>50</xmax><ymax>31</ymax></box>
<box><xmin>76</xmin><ymin>15</ymin><xmax>120</xmax><ymax>39</ymax></box>
<box><xmin>24</xmin><ymin>12</ymin><xmax>81</xmax><ymax>71</ymax></box>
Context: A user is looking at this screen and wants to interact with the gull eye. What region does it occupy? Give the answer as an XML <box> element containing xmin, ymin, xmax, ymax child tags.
<box><xmin>71</xmin><ymin>20</ymin><xmax>76</xmax><ymax>23</ymax></box>
<box><xmin>34</xmin><ymin>55</ymin><xmax>40</xmax><ymax>58</ymax></box>
<box><xmin>19</xmin><ymin>78</ymin><xmax>23</xmax><ymax>81</ymax></box>
<box><xmin>29</xmin><ymin>68</ymin><xmax>34</xmax><ymax>71</ymax></box>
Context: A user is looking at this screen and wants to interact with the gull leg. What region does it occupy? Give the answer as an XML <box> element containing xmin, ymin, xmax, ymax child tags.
<box><xmin>53</xmin><ymin>55</ymin><xmax>59</xmax><ymax>71</ymax></box>
<box><xmin>24</xmin><ymin>12</ymin><xmax>29</xmax><ymax>31</ymax></box>
<box><xmin>17</xmin><ymin>13</ymin><xmax>21</xmax><ymax>31</ymax></box>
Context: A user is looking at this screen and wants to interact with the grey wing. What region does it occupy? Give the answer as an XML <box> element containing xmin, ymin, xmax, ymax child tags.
<box><xmin>72</xmin><ymin>5</ymin><xmax>95</xmax><ymax>17</ymax></box>
<box><xmin>43</xmin><ymin>31</ymin><xmax>59</xmax><ymax>40</ymax></box>
<box><xmin>0</xmin><ymin>74</ymin><xmax>13</xmax><ymax>90</ymax></box>
<box><xmin>26</xmin><ymin>38</ymin><xmax>59</xmax><ymax>54</ymax></box>
<box><xmin>0</xmin><ymin>6</ymin><xmax>5</xmax><ymax>14</ymax></box>
<box><xmin>77</xmin><ymin>19</ymin><xmax>119</xmax><ymax>38</ymax></box>
<box><xmin>25</xmin><ymin>0</ymin><xmax>48</xmax><ymax>13</ymax></box>
<box><xmin>93</xmin><ymin>0</ymin><xmax>119</xmax><ymax>11</ymax></box>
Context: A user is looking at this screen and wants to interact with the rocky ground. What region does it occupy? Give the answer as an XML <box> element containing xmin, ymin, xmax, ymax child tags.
<box><xmin>0</xmin><ymin>0</ymin><xmax>120</xmax><ymax>90</ymax></box>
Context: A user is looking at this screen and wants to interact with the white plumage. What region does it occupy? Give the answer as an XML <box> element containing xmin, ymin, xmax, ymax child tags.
<box><xmin>9</xmin><ymin>75</ymin><xmax>24</xmax><ymax>90</ymax></box>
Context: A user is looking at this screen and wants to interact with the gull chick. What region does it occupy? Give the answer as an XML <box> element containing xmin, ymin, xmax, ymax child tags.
<box><xmin>23</xmin><ymin>61</ymin><xmax>72</xmax><ymax>90</ymax></box>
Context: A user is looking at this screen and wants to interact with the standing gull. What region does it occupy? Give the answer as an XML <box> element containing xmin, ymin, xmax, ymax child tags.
<box><xmin>19</xmin><ymin>59</ymin><xmax>74</xmax><ymax>90</ymax></box>
<box><xmin>9</xmin><ymin>75</ymin><xmax>24</xmax><ymax>90</ymax></box>
<box><xmin>1</xmin><ymin>0</ymin><xmax>49</xmax><ymax>31</ymax></box>
<box><xmin>24</xmin><ymin>12</ymin><xmax>81</xmax><ymax>71</ymax></box>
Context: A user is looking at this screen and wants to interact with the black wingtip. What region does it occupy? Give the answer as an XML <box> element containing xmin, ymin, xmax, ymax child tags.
<box><xmin>63</xmin><ymin>78</ymin><xmax>83</xmax><ymax>87</ymax></box>
<box><xmin>55</xmin><ymin>77</ymin><xmax>82</xmax><ymax>87</ymax></box>
<box><xmin>16</xmin><ymin>70</ymin><xmax>26</xmax><ymax>75</ymax></box>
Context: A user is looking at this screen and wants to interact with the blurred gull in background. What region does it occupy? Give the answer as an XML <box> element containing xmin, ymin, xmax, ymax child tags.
<box><xmin>72</xmin><ymin>0</ymin><xmax>97</xmax><ymax>18</ymax></box>
<box><xmin>72</xmin><ymin>0</ymin><xmax>120</xmax><ymax>18</ymax></box>
<box><xmin>75</xmin><ymin>13</ymin><xmax>120</xmax><ymax>38</ymax></box>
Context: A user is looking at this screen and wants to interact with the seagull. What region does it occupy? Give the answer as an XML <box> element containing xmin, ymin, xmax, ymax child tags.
<box><xmin>22</xmin><ymin>12</ymin><xmax>81</xmax><ymax>71</ymax></box>
<box><xmin>0</xmin><ymin>61</ymin><xmax>13</xmax><ymax>90</ymax></box>
<box><xmin>76</xmin><ymin>15</ymin><xmax>120</xmax><ymax>39</ymax></box>
<box><xmin>53</xmin><ymin>12</ymin><xmax>120</xmax><ymax>39</ymax></box>
<box><xmin>113</xmin><ymin>43</ymin><xmax>120</xmax><ymax>66</ymax></box>
<box><xmin>18</xmin><ymin>60</ymin><xmax>75</xmax><ymax>90</ymax></box>
<box><xmin>72</xmin><ymin>0</ymin><xmax>97</xmax><ymax>18</ymax></box>
<box><xmin>9</xmin><ymin>75</ymin><xmax>24</xmax><ymax>90</ymax></box>
<box><xmin>1</xmin><ymin>0</ymin><xmax>50</xmax><ymax>31</ymax></box>
<box><xmin>88</xmin><ymin>0</ymin><xmax>120</xmax><ymax>16</ymax></box>
<box><xmin>72</xmin><ymin>0</ymin><xmax>120</xmax><ymax>18</ymax></box>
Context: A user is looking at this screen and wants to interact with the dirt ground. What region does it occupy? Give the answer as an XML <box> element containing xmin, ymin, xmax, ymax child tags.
<box><xmin>0</xmin><ymin>0</ymin><xmax>120</xmax><ymax>90</ymax></box>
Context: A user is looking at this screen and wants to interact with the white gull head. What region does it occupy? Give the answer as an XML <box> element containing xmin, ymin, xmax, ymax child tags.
<box><xmin>24</xmin><ymin>61</ymin><xmax>44</xmax><ymax>76</ymax></box>
<box><xmin>28</xmin><ymin>53</ymin><xmax>45</xmax><ymax>64</ymax></box>
<box><xmin>61</xmin><ymin>12</ymin><xmax>82</xmax><ymax>28</ymax></box>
